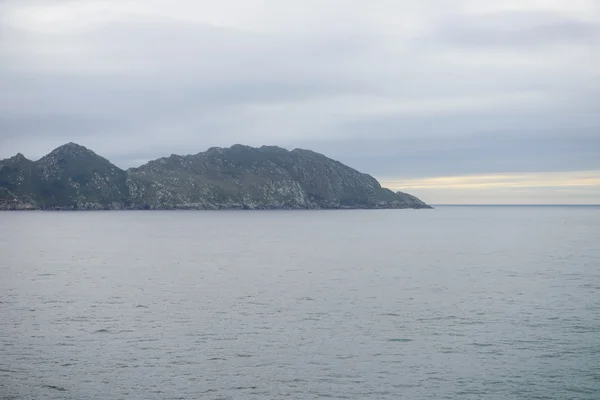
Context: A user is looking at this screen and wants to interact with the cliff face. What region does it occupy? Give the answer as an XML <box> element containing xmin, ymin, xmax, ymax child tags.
<box><xmin>0</xmin><ymin>143</ymin><xmax>431</xmax><ymax>210</ymax></box>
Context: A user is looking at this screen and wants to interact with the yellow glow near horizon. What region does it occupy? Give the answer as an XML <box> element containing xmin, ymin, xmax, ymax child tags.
<box><xmin>380</xmin><ymin>170</ymin><xmax>600</xmax><ymax>204</ymax></box>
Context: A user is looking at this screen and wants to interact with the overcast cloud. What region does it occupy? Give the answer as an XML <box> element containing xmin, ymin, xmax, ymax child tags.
<box><xmin>1</xmin><ymin>0</ymin><xmax>599</xmax><ymax>203</ymax></box>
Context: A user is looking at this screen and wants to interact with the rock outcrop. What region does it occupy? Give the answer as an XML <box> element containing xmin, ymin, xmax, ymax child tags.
<box><xmin>0</xmin><ymin>143</ymin><xmax>431</xmax><ymax>210</ymax></box>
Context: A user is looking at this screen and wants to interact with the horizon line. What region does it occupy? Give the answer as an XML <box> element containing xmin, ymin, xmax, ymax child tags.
<box><xmin>431</xmin><ymin>204</ymin><xmax>600</xmax><ymax>207</ymax></box>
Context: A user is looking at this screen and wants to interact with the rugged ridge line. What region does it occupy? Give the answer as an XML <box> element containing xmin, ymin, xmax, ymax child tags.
<box><xmin>0</xmin><ymin>143</ymin><xmax>432</xmax><ymax>210</ymax></box>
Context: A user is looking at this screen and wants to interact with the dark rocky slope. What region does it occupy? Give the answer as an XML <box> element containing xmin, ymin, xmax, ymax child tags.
<box><xmin>0</xmin><ymin>143</ymin><xmax>431</xmax><ymax>210</ymax></box>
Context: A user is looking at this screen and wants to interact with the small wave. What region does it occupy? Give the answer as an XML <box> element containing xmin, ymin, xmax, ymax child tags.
<box><xmin>579</xmin><ymin>284</ymin><xmax>600</xmax><ymax>289</ymax></box>
<box><xmin>571</xmin><ymin>325</ymin><xmax>595</xmax><ymax>333</ymax></box>
<box><xmin>388</xmin><ymin>338</ymin><xmax>412</xmax><ymax>342</ymax></box>
<box><xmin>458</xmin><ymin>320</ymin><xmax>484</xmax><ymax>325</ymax></box>
<box><xmin>335</xmin><ymin>355</ymin><xmax>355</xmax><ymax>360</ymax></box>
<box><xmin>65</xmin><ymin>317</ymin><xmax>89</xmax><ymax>322</ymax></box>
<box><xmin>393</xmin><ymin>383</ymin><xmax>420</xmax><ymax>389</ymax></box>
<box><xmin>135</xmin><ymin>305</ymin><xmax>149</xmax><ymax>308</ymax></box>
<box><xmin>44</xmin><ymin>385</ymin><xmax>66</xmax><ymax>392</ymax></box>
<box><xmin>212</xmin><ymin>337</ymin><xmax>238</xmax><ymax>341</ymax></box>
<box><xmin>417</xmin><ymin>315</ymin><xmax>457</xmax><ymax>321</ymax></box>
<box><xmin>247</xmin><ymin>301</ymin><xmax>268</xmax><ymax>306</ymax></box>
<box><xmin>93</xmin><ymin>329</ymin><xmax>110</xmax><ymax>334</ymax></box>
<box><xmin>565</xmin><ymin>386</ymin><xmax>595</xmax><ymax>394</ymax></box>
<box><xmin>128</xmin><ymin>338</ymin><xmax>159</xmax><ymax>343</ymax></box>
<box><xmin>538</xmin><ymin>353</ymin><xmax>562</xmax><ymax>359</ymax></box>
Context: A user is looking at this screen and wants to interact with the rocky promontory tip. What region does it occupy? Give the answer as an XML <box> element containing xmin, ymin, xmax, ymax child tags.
<box><xmin>0</xmin><ymin>143</ymin><xmax>432</xmax><ymax>210</ymax></box>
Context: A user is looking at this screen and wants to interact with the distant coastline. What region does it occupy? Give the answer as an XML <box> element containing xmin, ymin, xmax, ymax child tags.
<box><xmin>1</xmin><ymin>143</ymin><xmax>432</xmax><ymax>211</ymax></box>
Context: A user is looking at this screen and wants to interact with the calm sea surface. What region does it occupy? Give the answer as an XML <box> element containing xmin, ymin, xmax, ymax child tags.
<box><xmin>1</xmin><ymin>207</ymin><xmax>599</xmax><ymax>400</ymax></box>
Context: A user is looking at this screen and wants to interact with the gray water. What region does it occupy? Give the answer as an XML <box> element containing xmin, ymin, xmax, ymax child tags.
<box><xmin>1</xmin><ymin>207</ymin><xmax>599</xmax><ymax>400</ymax></box>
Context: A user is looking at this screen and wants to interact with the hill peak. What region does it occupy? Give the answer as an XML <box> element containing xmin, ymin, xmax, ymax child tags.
<box><xmin>8</xmin><ymin>153</ymin><xmax>30</xmax><ymax>163</ymax></box>
<box><xmin>48</xmin><ymin>142</ymin><xmax>92</xmax><ymax>155</ymax></box>
<box><xmin>38</xmin><ymin>143</ymin><xmax>106</xmax><ymax>166</ymax></box>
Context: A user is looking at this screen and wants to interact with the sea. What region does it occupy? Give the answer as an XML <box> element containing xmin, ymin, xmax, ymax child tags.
<box><xmin>1</xmin><ymin>206</ymin><xmax>599</xmax><ymax>400</ymax></box>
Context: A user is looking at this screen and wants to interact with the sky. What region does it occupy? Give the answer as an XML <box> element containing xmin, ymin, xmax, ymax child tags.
<box><xmin>0</xmin><ymin>0</ymin><xmax>599</xmax><ymax>204</ymax></box>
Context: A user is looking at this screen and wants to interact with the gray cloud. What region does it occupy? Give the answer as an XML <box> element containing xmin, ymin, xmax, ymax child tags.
<box><xmin>318</xmin><ymin>130</ymin><xmax>600</xmax><ymax>179</ymax></box>
<box><xmin>428</xmin><ymin>11</ymin><xmax>600</xmax><ymax>48</ymax></box>
<box><xmin>0</xmin><ymin>0</ymin><xmax>598</xmax><ymax>203</ymax></box>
